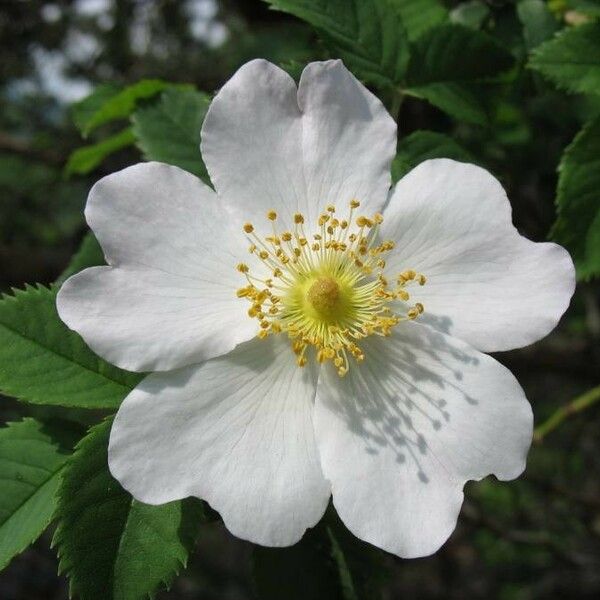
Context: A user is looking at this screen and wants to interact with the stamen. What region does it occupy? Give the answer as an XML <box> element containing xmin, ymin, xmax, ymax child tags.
<box><xmin>235</xmin><ymin>202</ymin><xmax>427</xmax><ymax>376</ymax></box>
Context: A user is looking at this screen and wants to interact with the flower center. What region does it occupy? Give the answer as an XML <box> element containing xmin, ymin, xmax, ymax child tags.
<box><xmin>235</xmin><ymin>201</ymin><xmax>426</xmax><ymax>376</ymax></box>
<box><xmin>307</xmin><ymin>277</ymin><xmax>340</xmax><ymax>314</ymax></box>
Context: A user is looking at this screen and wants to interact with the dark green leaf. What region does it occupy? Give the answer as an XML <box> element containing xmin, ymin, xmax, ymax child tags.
<box><xmin>53</xmin><ymin>419</ymin><xmax>204</xmax><ymax>600</ymax></box>
<box><xmin>0</xmin><ymin>285</ymin><xmax>142</xmax><ymax>408</ymax></box>
<box><xmin>552</xmin><ymin>116</ymin><xmax>600</xmax><ymax>280</ymax></box>
<box><xmin>65</xmin><ymin>128</ymin><xmax>136</xmax><ymax>177</ymax></box>
<box><xmin>132</xmin><ymin>88</ymin><xmax>211</xmax><ymax>182</ymax></box>
<box><xmin>391</xmin><ymin>0</ymin><xmax>447</xmax><ymax>41</ymax></box>
<box><xmin>529</xmin><ymin>22</ymin><xmax>600</xmax><ymax>95</ymax></box>
<box><xmin>81</xmin><ymin>80</ymin><xmax>184</xmax><ymax>136</ymax></box>
<box><xmin>264</xmin><ymin>0</ymin><xmax>410</xmax><ymax>89</ymax></box>
<box><xmin>71</xmin><ymin>84</ymin><xmax>122</xmax><ymax>137</ymax></box>
<box><xmin>517</xmin><ymin>0</ymin><xmax>559</xmax><ymax>51</ymax></box>
<box><xmin>405</xmin><ymin>82</ymin><xmax>488</xmax><ymax>125</ymax></box>
<box><xmin>406</xmin><ymin>24</ymin><xmax>514</xmax><ymax>86</ymax></box>
<box><xmin>56</xmin><ymin>232</ymin><xmax>105</xmax><ymax>285</ymax></box>
<box><xmin>0</xmin><ymin>418</ymin><xmax>81</xmax><ymax>570</ymax></box>
<box><xmin>391</xmin><ymin>130</ymin><xmax>476</xmax><ymax>181</ymax></box>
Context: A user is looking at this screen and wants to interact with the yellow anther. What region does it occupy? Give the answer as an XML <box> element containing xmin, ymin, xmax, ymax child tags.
<box><xmin>236</xmin><ymin>198</ymin><xmax>427</xmax><ymax>378</ymax></box>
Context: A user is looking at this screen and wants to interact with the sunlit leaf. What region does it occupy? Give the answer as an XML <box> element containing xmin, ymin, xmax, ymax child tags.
<box><xmin>0</xmin><ymin>418</ymin><xmax>81</xmax><ymax>570</ymax></box>
<box><xmin>0</xmin><ymin>285</ymin><xmax>142</xmax><ymax>408</ymax></box>
<box><xmin>65</xmin><ymin>128</ymin><xmax>136</xmax><ymax>176</ymax></box>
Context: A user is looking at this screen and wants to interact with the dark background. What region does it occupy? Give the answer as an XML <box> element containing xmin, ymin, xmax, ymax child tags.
<box><xmin>0</xmin><ymin>1</ymin><xmax>599</xmax><ymax>599</ymax></box>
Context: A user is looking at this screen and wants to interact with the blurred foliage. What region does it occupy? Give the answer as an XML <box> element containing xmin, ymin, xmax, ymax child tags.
<box><xmin>0</xmin><ymin>1</ymin><xmax>599</xmax><ymax>600</ymax></box>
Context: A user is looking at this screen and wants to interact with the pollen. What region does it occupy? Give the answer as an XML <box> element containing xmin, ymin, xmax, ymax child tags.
<box><xmin>235</xmin><ymin>200</ymin><xmax>427</xmax><ymax>377</ymax></box>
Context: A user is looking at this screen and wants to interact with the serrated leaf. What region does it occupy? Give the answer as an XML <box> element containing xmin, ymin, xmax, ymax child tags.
<box><xmin>406</xmin><ymin>82</ymin><xmax>488</xmax><ymax>125</ymax></box>
<box><xmin>81</xmin><ymin>80</ymin><xmax>183</xmax><ymax>136</ymax></box>
<box><xmin>529</xmin><ymin>22</ymin><xmax>600</xmax><ymax>96</ymax></box>
<box><xmin>0</xmin><ymin>285</ymin><xmax>142</xmax><ymax>408</ymax></box>
<box><xmin>406</xmin><ymin>24</ymin><xmax>514</xmax><ymax>86</ymax></box>
<box><xmin>71</xmin><ymin>84</ymin><xmax>122</xmax><ymax>137</ymax></box>
<box><xmin>264</xmin><ymin>0</ymin><xmax>410</xmax><ymax>89</ymax></box>
<box><xmin>56</xmin><ymin>232</ymin><xmax>105</xmax><ymax>286</ymax></box>
<box><xmin>54</xmin><ymin>419</ymin><xmax>204</xmax><ymax>600</ymax></box>
<box><xmin>516</xmin><ymin>0</ymin><xmax>559</xmax><ymax>51</ymax></box>
<box><xmin>552</xmin><ymin>117</ymin><xmax>600</xmax><ymax>280</ymax></box>
<box><xmin>391</xmin><ymin>0</ymin><xmax>447</xmax><ymax>41</ymax></box>
<box><xmin>0</xmin><ymin>418</ymin><xmax>81</xmax><ymax>570</ymax></box>
<box><xmin>65</xmin><ymin>128</ymin><xmax>136</xmax><ymax>176</ymax></box>
<box><xmin>132</xmin><ymin>88</ymin><xmax>211</xmax><ymax>182</ymax></box>
<box><xmin>391</xmin><ymin>130</ymin><xmax>476</xmax><ymax>182</ymax></box>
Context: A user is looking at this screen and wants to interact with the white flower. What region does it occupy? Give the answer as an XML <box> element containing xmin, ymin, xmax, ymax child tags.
<box><xmin>57</xmin><ymin>60</ymin><xmax>575</xmax><ymax>558</ymax></box>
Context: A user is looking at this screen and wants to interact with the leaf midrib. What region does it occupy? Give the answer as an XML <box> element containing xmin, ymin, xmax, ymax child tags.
<box><xmin>0</xmin><ymin>319</ymin><xmax>135</xmax><ymax>397</ymax></box>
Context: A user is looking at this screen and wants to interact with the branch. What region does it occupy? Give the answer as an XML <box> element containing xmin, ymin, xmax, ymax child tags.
<box><xmin>534</xmin><ymin>385</ymin><xmax>600</xmax><ymax>444</ymax></box>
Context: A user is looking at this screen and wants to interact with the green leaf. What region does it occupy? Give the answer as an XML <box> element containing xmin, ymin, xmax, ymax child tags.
<box><xmin>0</xmin><ymin>418</ymin><xmax>81</xmax><ymax>570</ymax></box>
<box><xmin>529</xmin><ymin>22</ymin><xmax>600</xmax><ymax>95</ymax></box>
<box><xmin>517</xmin><ymin>0</ymin><xmax>559</xmax><ymax>51</ymax></box>
<box><xmin>65</xmin><ymin>128</ymin><xmax>136</xmax><ymax>176</ymax></box>
<box><xmin>449</xmin><ymin>0</ymin><xmax>490</xmax><ymax>30</ymax></box>
<box><xmin>264</xmin><ymin>0</ymin><xmax>410</xmax><ymax>89</ymax></box>
<box><xmin>552</xmin><ymin>116</ymin><xmax>600</xmax><ymax>280</ymax></box>
<box><xmin>391</xmin><ymin>130</ymin><xmax>476</xmax><ymax>181</ymax></box>
<box><xmin>71</xmin><ymin>84</ymin><xmax>122</xmax><ymax>137</ymax></box>
<box><xmin>81</xmin><ymin>80</ymin><xmax>182</xmax><ymax>136</ymax></box>
<box><xmin>54</xmin><ymin>419</ymin><xmax>204</xmax><ymax>600</ymax></box>
<box><xmin>132</xmin><ymin>88</ymin><xmax>211</xmax><ymax>182</ymax></box>
<box><xmin>391</xmin><ymin>0</ymin><xmax>447</xmax><ymax>41</ymax></box>
<box><xmin>253</xmin><ymin>524</ymin><xmax>344</xmax><ymax>600</ymax></box>
<box><xmin>406</xmin><ymin>24</ymin><xmax>514</xmax><ymax>86</ymax></box>
<box><xmin>56</xmin><ymin>232</ymin><xmax>105</xmax><ymax>285</ymax></box>
<box><xmin>0</xmin><ymin>285</ymin><xmax>142</xmax><ymax>408</ymax></box>
<box><xmin>405</xmin><ymin>82</ymin><xmax>488</xmax><ymax>125</ymax></box>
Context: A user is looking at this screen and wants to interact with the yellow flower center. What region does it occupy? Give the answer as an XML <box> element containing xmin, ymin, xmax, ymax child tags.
<box><xmin>236</xmin><ymin>201</ymin><xmax>426</xmax><ymax>376</ymax></box>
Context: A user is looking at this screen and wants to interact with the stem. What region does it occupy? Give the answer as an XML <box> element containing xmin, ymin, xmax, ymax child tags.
<box><xmin>533</xmin><ymin>384</ymin><xmax>600</xmax><ymax>443</ymax></box>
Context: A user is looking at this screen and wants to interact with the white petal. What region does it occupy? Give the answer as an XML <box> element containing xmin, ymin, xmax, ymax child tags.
<box><xmin>200</xmin><ymin>59</ymin><xmax>396</xmax><ymax>229</ymax></box>
<box><xmin>381</xmin><ymin>159</ymin><xmax>575</xmax><ymax>352</ymax></box>
<box><xmin>108</xmin><ymin>336</ymin><xmax>330</xmax><ymax>547</ymax></box>
<box><xmin>57</xmin><ymin>162</ymin><xmax>254</xmax><ymax>372</ymax></box>
<box><xmin>315</xmin><ymin>321</ymin><xmax>533</xmax><ymax>558</ymax></box>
